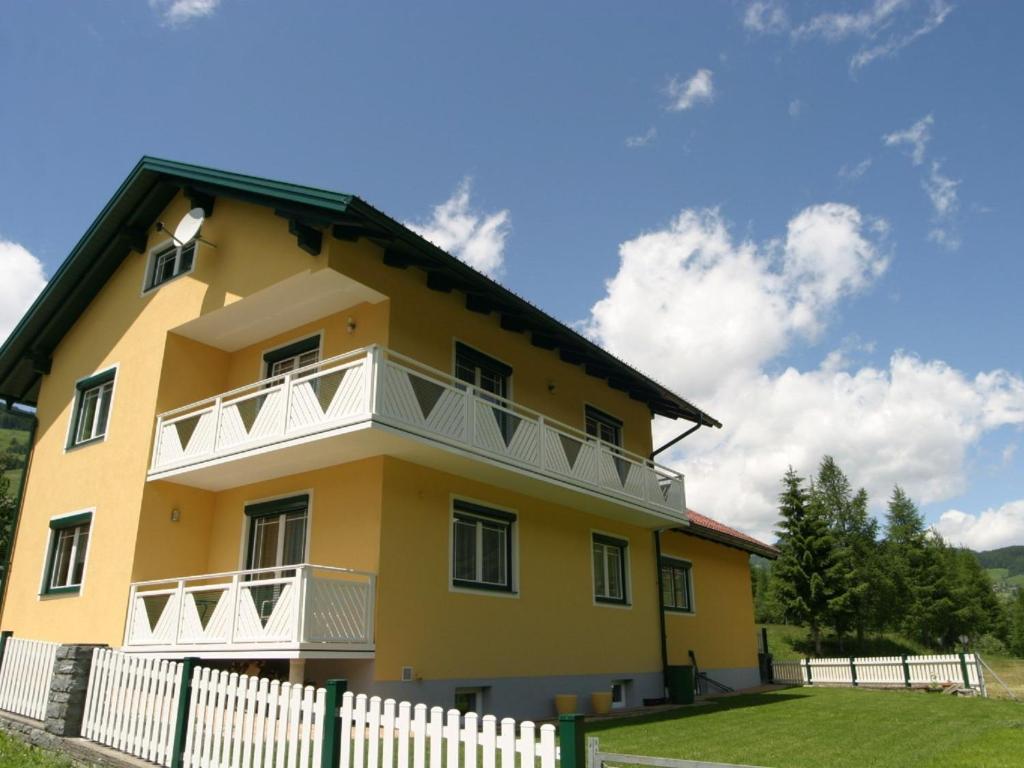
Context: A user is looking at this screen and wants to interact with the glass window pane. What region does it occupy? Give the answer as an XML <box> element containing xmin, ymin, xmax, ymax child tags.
<box><xmin>454</xmin><ymin>519</ymin><xmax>477</xmax><ymax>581</ymax></box>
<box><xmin>480</xmin><ymin>522</ymin><xmax>507</xmax><ymax>585</ymax></box>
<box><xmin>50</xmin><ymin>529</ymin><xmax>75</xmax><ymax>589</ymax></box>
<box><xmin>178</xmin><ymin>243</ymin><xmax>195</xmax><ymax>272</ymax></box>
<box><xmin>674</xmin><ymin>569</ymin><xmax>687</xmax><ymax>609</ymax></box>
<box><xmin>71</xmin><ymin>527</ymin><xmax>89</xmax><ymax>585</ymax></box>
<box><xmin>282</xmin><ymin>512</ymin><xmax>307</xmax><ymax>566</ymax></box>
<box><xmin>607</xmin><ymin>546</ymin><xmax>623</xmax><ymax>599</ymax></box>
<box><xmin>76</xmin><ymin>389</ymin><xmax>99</xmax><ymax>443</ymax></box>
<box><xmin>94</xmin><ymin>382</ymin><xmax>113</xmax><ymax>438</ymax></box>
<box><xmin>249</xmin><ymin>517</ymin><xmax>279</xmax><ymax>570</ymax></box>
<box><xmin>661</xmin><ymin>566</ymin><xmax>673</xmax><ymax>606</ymax></box>
<box><xmin>593</xmin><ymin>543</ymin><xmax>607</xmax><ymax>597</ymax></box>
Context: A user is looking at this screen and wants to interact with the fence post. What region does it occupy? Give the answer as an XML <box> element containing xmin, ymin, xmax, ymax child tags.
<box><xmin>958</xmin><ymin>653</ymin><xmax>971</xmax><ymax>689</ymax></box>
<box><xmin>850</xmin><ymin>658</ymin><xmax>858</xmax><ymax>687</ymax></box>
<box><xmin>804</xmin><ymin>659</ymin><xmax>813</xmax><ymax>685</ymax></box>
<box><xmin>321</xmin><ymin>679</ymin><xmax>347</xmax><ymax>768</ymax></box>
<box><xmin>559</xmin><ymin>714</ymin><xmax>585</xmax><ymax>768</ymax></box>
<box><xmin>0</xmin><ymin>630</ymin><xmax>11</xmax><ymax>673</ymax></box>
<box><xmin>586</xmin><ymin>736</ymin><xmax>601</xmax><ymax>768</ymax></box>
<box><xmin>902</xmin><ymin>655</ymin><xmax>911</xmax><ymax>688</ymax></box>
<box><xmin>170</xmin><ymin>657</ymin><xmax>199</xmax><ymax>768</ymax></box>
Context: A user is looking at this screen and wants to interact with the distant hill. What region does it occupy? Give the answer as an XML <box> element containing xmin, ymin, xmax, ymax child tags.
<box><xmin>973</xmin><ymin>547</ymin><xmax>1024</xmax><ymax>596</ymax></box>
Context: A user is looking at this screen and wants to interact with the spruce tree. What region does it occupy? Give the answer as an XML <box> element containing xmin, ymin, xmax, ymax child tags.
<box><xmin>1008</xmin><ymin>591</ymin><xmax>1024</xmax><ymax>657</ymax></box>
<box><xmin>881</xmin><ymin>486</ymin><xmax>928</xmax><ymax>632</ymax></box>
<box><xmin>771</xmin><ymin>468</ymin><xmax>834</xmax><ymax>654</ymax></box>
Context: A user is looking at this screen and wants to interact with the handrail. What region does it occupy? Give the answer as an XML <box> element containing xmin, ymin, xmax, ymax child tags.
<box><xmin>130</xmin><ymin>562</ymin><xmax>376</xmax><ymax>589</ymax></box>
<box><xmin>152</xmin><ymin>343</ymin><xmax>683</xmax><ymax>480</ymax></box>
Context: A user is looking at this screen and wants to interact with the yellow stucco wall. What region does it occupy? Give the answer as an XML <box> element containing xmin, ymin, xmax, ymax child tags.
<box><xmin>374</xmin><ymin>457</ymin><xmax>662</xmax><ymax>681</ymax></box>
<box><xmin>660</xmin><ymin>530</ymin><xmax>759</xmax><ymax>671</ymax></box>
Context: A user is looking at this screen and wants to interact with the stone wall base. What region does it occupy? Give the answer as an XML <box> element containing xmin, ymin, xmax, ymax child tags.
<box><xmin>0</xmin><ymin>710</ymin><xmax>148</xmax><ymax>768</ymax></box>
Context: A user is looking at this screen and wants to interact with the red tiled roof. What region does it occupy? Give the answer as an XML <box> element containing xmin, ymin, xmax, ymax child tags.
<box><xmin>684</xmin><ymin>509</ymin><xmax>779</xmax><ymax>558</ymax></box>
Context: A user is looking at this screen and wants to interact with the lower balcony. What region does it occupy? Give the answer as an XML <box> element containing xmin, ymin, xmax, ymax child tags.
<box><xmin>122</xmin><ymin>565</ymin><xmax>375</xmax><ymax>659</ymax></box>
<box><xmin>148</xmin><ymin>345</ymin><xmax>686</xmax><ymax>525</ymax></box>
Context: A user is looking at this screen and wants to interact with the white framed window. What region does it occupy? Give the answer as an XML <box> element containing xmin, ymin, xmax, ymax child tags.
<box><xmin>593</xmin><ymin>533</ymin><xmax>629</xmax><ymax>605</ymax></box>
<box><xmin>585</xmin><ymin>405</ymin><xmax>623</xmax><ymax>447</ymax></box>
<box><xmin>67</xmin><ymin>368</ymin><xmax>116</xmax><ymax>448</ymax></box>
<box><xmin>451</xmin><ymin>500</ymin><xmax>515</xmax><ymax>593</ymax></box>
<box><xmin>263</xmin><ymin>336</ymin><xmax>321</xmax><ymax>380</ymax></box>
<box><xmin>661</xmin><ymin>557</ymin><xmax>693</xmax><ymax>613</ymax></box>
<box><xmin>43</xmin><ymin>512</ymin><xmax>92</xmax><ymax>595</ymax></box>
<box><xmin>144</xmin><ymin>240</ymin><xmax>196</xmax><ymax>291</ymax></box>
<box><xmin>454</xmin><ymin>687</ymin><xmax>483</xmax><ymax>716</ymax></box>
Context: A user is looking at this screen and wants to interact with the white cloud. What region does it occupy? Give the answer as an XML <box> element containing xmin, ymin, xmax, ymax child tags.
<box><xmin>585</xmin><ymin>205</ymin><xmax>1024</xmax><ymax>542</ymax></box>
<box><xmin>406</xmin><ymin>178</ymin><xmax>510</xmax><ymax>278</ymax></box>
<box><xmin>774</xmin><ymin>0</ymin><xmax>953</xmax><ymax>72</ymax></box>
<box><xmin>838</xmin><ymin>158</ymin><xmax>873</xmax><ymax>181</ymax></box>
<box><xmin>923</xmin><ymin>160</ymin><xmax>960</xmax><ymax>217</ymax></box>
<box><xmin>935</xmin><ymin>501</ymin><xmax>1024</xmax><ymax>551</ymax></box>
<box><xmin>743</xmin><ymin>1</ymin><xmax>789</xmax><ymax>34</ymax></box>
<box><xmin>150</xmin><ymin>0</ymin><xmax>221</xmax><ymax>26</ymax></box>
<box><xmin>0</xmin><ymin>238</ymin><xmax>47</xmax><ymax>346</ymax></box>
<box><xmin>625</xmin><ymin>127</ymin><xmax>657</xmax><ymax>148</ymax></box>
<box><xmin>788</xmin><ymin>99</ymin><xmax>802</xmax><ymax>118</ymax></box>
<box><xmin>883</xmin><ymin>114</ymin><xmax>933</xmax><ymax>166</ymax></box>
<box><xmin>666</xmin><ymin>69</ymin><xmax>715</xmax><ymax>112</ymax></box>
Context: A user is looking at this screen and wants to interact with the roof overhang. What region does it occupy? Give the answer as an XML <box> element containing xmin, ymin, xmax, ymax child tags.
<box><xmin>0</xmin><ymin>157</ymin><xmax>720</xmax><ymax>429</ymax></box>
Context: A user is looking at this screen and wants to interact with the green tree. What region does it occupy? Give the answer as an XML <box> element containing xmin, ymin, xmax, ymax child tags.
<box><xmin>880</xmin><ymin>486</ymin><xmax>928</xmax><ymax>632</ymax></box>
<box><xmin>811</xmin><ymin>457</ymin><xmax>879</xmax><ymax>650</ymax></box>
<box><xmin>1008</xmin><ymin>591</ymin><xmax>1024</xmax><ymax>657</ymax></box>
<box><xmin>0</xmin><ymin>473</ymin><xmax>15</xmax><ymax>592</ymax></box>
<box><xmin>771</xmin><ymin>468</ymin><xmax>834</xmax><ymax>654</ymax></box>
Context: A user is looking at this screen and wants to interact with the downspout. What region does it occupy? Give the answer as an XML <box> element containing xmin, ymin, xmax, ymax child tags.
<box><xmin>654</xmin><ymin>527</ymin><xmax>669</xmax><ymax>696</ymax></box>
<box><xmin>0</xmin><ymin>405</ymin><xmax>38</xmax><ymax>620</ymax></box>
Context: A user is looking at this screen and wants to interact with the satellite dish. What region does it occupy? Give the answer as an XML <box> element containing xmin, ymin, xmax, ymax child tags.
<box><xmin>173</xmin><ymin>208</ymin><xmax>205</xmax><ymax>245</ymax></box>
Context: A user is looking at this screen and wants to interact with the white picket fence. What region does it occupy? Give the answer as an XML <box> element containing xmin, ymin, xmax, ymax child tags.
<box><xmin>0</xmin><ymin>637</ymin><xmax>59</xmax><ymax>720</ymax></box>
<box><xmin>183</xmin><ymin>668</ymin><xmax>326</xmax><ymax>768</ymax></box>
<box><xmin>772</xmin><ymin>654</ymin><xmax>985</xmax><ymax>694</ymax></box>
<box><xmin>81</xmin><ymin>648</ymin><xmax>185</xmax><ymax>766</ymax></box>
<box><xmin>336</xmin><ymin>691</ymin><xmax>558</xmax><ymax>768</ymax></box>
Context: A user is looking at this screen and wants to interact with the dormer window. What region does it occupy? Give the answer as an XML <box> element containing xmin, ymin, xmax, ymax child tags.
<box><xmin>145</xmin><ymin>240</ymin><xmax>196</xmax><ymax>292</ymax></box>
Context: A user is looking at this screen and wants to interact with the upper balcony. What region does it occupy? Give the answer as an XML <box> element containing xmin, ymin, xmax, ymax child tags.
<box><xmin>148</xmin><ymin>346</ymin><xmax>686</xmax><ymax>525</ymax></box>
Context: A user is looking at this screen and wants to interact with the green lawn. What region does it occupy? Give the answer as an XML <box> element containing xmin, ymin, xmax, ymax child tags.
<box><xmin>589</xmin><ymin>686</ymin><xmax>1024</xmax><ymax>768</ymax></box>
<box><xmin>0</xmin><ymin>732</ymin><xmax>72</xmax><ymax>768</ymax></box>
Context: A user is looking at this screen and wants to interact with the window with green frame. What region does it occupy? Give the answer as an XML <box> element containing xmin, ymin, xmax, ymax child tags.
<box><xmin>661</xmin><ymin>557</ymin><xmax>693</xmax><ymax>612</ymax></box>
<box><xmin>67</xmin><ymin>369</ymin><xmax>115</xmax><ymax>448</ymax></box>
<box><xmin>593</xmin><ymin>533</ymin><xmax>629</xmax><ymax>604</ymax></box>
<box><xmin>43</xmin><ymin>512</ymin><xmax>92</xmax><ymax>595</ymax></box>
<box><xmin>451</xmin><ymin>500</ymin><xmax>515</xmax><ymax>592</ymax></box>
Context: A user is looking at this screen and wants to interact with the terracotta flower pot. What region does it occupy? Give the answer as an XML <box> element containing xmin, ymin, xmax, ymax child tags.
<box><xmin>554</xmin><ymin>694</ymin><xmax>578</xmax><ymax>715</ymax></box>
<box><xmin>591</xmin><ymin>691</ymin><xmax>613</xmax><ymax>715</ymax></box>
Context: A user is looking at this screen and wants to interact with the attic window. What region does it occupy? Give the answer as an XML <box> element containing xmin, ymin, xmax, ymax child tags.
<box><xmin>145</xmin><ymin>240</ymin><xmax>196</xmax><ymax>291</ymax></box>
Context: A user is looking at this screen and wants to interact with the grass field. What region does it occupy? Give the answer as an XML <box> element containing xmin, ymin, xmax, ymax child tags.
<box><xmin>0</xmin><ymin>731</ymin><xmax>71</xmax><ymax>768</ymax></box>
<box><xmin>590</xmin><ymin>686</ymin><xmax>1024</xmax><ymax>768</ymax></box>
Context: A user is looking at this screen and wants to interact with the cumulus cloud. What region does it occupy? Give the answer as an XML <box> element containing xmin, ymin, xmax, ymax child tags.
<box><xmin>0</xmin><ymin>238</ymin><xmax>47</xmax><ymax>346</ymax></box>
<box><xmin>625</xmin><ymin>127</ymin><xmax>657</xmax><ymax>149</ymax></box>
<box><xmin>883</xmin><ymin>114</ymin><xmax>933</xmax><ymax>165</ymax></box>
<box><xmin>150</xmin><ymin>0</ymin><xmax>221</xmax><ymax>26</ymax></box>
<box><xmin>406</xmin><ymin>178</ymin><xmax>510</xmax><ymax>278</ymax></box>
<box><xmin>935</xmin><ymin>501</ymin><xmax>1024</xmax><ymax>551</ymax></box>
<box><xmin>743</xmin><ymin>1</ymin><xmax>789</xmax><ymax>33</ymax></box>
<box><xmin>666</xmin><ymin>69</ymin><xmax>715</xmax><ymax>112</ymax></box>
<box><xmin>585</xmin><ymin>206</ymin><xmax>1023</xmax><ymax>542</ymax></box>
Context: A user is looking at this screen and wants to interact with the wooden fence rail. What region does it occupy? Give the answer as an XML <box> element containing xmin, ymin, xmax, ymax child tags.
<box><xmin>770</xmin><ymin>653</ymin><xmax>985</xmax><ymax>694</ymax></box>
<box><xmin>0</xmin><ymin>635</ymin><xmax>60</xmax><ymax>721</ymax></box>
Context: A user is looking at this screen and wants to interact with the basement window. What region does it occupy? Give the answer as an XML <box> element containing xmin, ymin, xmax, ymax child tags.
<box><xmin>43</xmin><ymin>512</ymin><xmax>92</xmax><ymax>596</ymax></box>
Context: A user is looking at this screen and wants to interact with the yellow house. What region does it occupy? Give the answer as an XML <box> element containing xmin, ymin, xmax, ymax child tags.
<box><xmin>0</xmin><ymin>158</ymin><xmax>776</xmax><ymax>718</ymax></box>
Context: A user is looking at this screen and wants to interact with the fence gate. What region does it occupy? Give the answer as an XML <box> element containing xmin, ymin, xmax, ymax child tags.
<box><xmin>82</xmin><ymin>648</ymin><xmax>184</xmax><ymax>766</ymax></box>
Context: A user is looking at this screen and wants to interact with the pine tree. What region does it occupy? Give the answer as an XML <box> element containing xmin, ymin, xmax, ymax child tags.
<box><xmin>880</xmin><ymin>486</ymin><xmax>928</xmax><ymax>633</ymax></box>
<box><xmin>811</xmin><ymin>457</ymin><xmax>879</xmax><ymax>650</ymax></box>
<box><xmin>1008</xmin><ymin>591</ymin><xmax>1024</xmax><ymax>657</ymax></box>
<box><xmin>771</xmin><ymin>468</ymin><xmax>834</xmax><ymax>654</ymax></box>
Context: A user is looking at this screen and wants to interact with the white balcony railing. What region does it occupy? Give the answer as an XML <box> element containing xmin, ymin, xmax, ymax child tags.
<box><xmin>149</xmin><ymin>346</ymin><xmax>685</xmax><ymax>517</ymax></box>
<box><xmin>123</xmin><ymin>564</ymin><xmax>375</xmax><ymax>653</ymax></box>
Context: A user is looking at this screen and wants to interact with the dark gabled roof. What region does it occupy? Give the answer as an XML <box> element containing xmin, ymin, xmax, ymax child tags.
<box><xmin>0</xmin><ymin>157</ymin><xmax>720</xmax><ymax>428</ymax></box>
<box><xmin>680</xmin><ymin>509</ymin><xmax>779</xmax><ymax>559</ymax></box>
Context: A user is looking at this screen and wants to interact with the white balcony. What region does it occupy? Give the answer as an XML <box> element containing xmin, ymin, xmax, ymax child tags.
<box><xmin>148</xmin><ymin>346</ymin><xmax>686</xmax><ymax>525</ymax></box>
<box><xmin>122</xmin><ymin>565</ymin><xmax>375</xmax><ymax>658</ymax></box>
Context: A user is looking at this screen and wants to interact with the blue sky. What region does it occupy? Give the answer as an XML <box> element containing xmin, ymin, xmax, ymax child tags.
<box><xmin>2</xmin><ymin>1</ymin><xmax>1023</xmax><ymax>547</ymax></box>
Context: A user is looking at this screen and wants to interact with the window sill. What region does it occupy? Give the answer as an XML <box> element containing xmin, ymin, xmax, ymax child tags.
<box><xmin>594</xmin><ymin>596</ymin><xmax>632</xmax><ymax>609</ymax></box>
<box><xmin>40</xmin><ymin>586</ymin><xmax>81</xmax><ymax>599</ymax></box>
<box><xmin>142</xmin><ymin>268</ymin><xmax>195</xmax><ymax>296</ymax></box>
<box><xmin>664</xmin><ymin>607</ymin><xmax>695</xmax><ymax>615</ymax></box>
<box><xmin>450</xmin><ymin>581</ymin><xmax>518</xmax><ymax>598</ymax></box>
<box><xmin>65</xmin><ymin>435</ymin><xmax>107</xmax><ymax>452</ymax></box>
